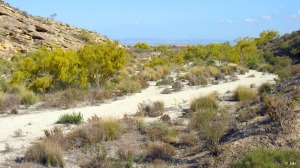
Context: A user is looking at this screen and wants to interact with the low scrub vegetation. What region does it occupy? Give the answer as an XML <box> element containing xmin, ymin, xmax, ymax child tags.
<box><xmin>57</xmin><ymin>112</ymin><xmax>83</xmax><ymax>124</ymax></box>
<box><xmin>232</xmin><ymin>148</ymin><xmax>300</xmax><ymax>168</ymax></box>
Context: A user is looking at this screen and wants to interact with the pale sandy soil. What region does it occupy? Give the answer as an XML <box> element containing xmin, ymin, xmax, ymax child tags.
<box><xmin>0</xmin><ymin>70</ymin><xmax>277</xmax><ymax>166</ymax></box>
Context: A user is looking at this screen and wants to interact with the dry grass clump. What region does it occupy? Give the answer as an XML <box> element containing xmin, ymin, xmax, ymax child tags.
<box><xmin>121</xmin><ymin>115</ymin><xmax>146</xmax><ymax>133</ymax></box>
<box><xmin>220</xmin><ymin>66</ymin><xmax>235</xmax><ymax>76</ymax></box>
<box><xmin>190</xmin><ymin>93</ymin><xmax>219</xmax><ymax>112</ymax></box>
<box><xmin>156</xmin><ymin>77</ymin><xmax>173</xmax><ymax>86</ymax></box>
<box><xmin>178</xmin><ymin>133</ymin><xmax>200</xmax><ymax>147</ymax></box>
<box><xmin>21</xmin><ymin>90</ymin><xmax>38</xmax><ymax>108</ymax></box>
<box><xmin>88</xmin><ymin>88</ymin><xmax>113</xmax><ymax>103</ymax></box>
<box><xmin>117</xmin><ymin>79</ymin><xmax>141</xmax><ymax>94</ymax></box>
<box><xmin>145</xmin><ymin>121</ymin><xmax>179</xmax><ymax>143</ymax></box>
<box><xmin>187</xmin><ymin>75</ymin><xmax>208</xmax><ymax>86</ymax></box>
<box><xmin>136</xmin><ymin>101</ymin><xmax>165</xmax><ymax>117</ymax></box>
<box><xmin>24</xmin><ymin>139</ymin><xmax>65</xmax><ymax>167</ymax></box>
<box><xmin>138</xmin><ymin>67</ymin><xmax>162</xmax><ymax>81</ymax></box>
<box><xmin>237</xmin><ymin>66</ymin><xmax>249</xmax><ymax>74</ymax></box>
<box><xmin>258</xmin><ymin>63</ymin><xmax>273</xmax><ymax>72</ymax></box>
<box><xmin>144</xmin><ymin>141</ymin><xmax>176</xmax><ymax>162</ymax></box>
<box><xmin>263</xmin><ymin>94</ymin><xmax>295</xmax><ymax>132</ymax></box>
<box><xmin>232</xmin><ymin>86</ymin><xmax>258</xmax><ymax>102</ymax></box>
<box><xmin>207</xmin><ymin>66</ymin><xmax>220</xmax><ymax>77</ymax></box>
<box><xmin>65</xmin><ymin>115</ymin><xmax>123</xmax><ymax>147</ymax></box>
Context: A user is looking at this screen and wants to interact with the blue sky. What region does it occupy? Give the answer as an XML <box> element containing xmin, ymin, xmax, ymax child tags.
<box><xmin>3</xmin><ymin>0</ymin><xmax>300</xmax><ymax>41</ymax></box>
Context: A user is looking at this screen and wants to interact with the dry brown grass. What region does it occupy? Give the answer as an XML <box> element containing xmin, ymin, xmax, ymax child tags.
<box><xmin>24</xmin><ymin>139</ymin><xmax>65</xmax><ymax>167</ymax></box>
<box><xmin>144</xmin><ymin>141</ymin><xmax>176</xmax><ymax>162</ymax></box>
<box><xmin>136</xmin><ymin>101</ymin><xmax>165</xmax><ymax>117</ymax></box>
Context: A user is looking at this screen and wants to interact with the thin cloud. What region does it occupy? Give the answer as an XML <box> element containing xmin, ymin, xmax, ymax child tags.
<box><xmin>279</xmin><ymin>5</ymin><xmax>284</xmax><ymax>8</ymax></box>
<box><xmin>245</xmin><ymin>18</ymin><xmax>256</xmax><ymax>23</ymax></box>
<box><xmin>220</xmin><ymin>19</ymin><xmax>233</xmax><ymax>24</ymax></box>
<box><xmin>127</xmin><ymin>21</ymin><xmax>139</xmax><ymax>25</ymax></box>
<box><xmin>262</xmin><ymin>15</ymin><xmax>272</xmax><ymax>20</ymax></box>
<box><xmin>289</xmin><ymin>11</ymin><xmax>300</xmax><ymax>19</ymax></box>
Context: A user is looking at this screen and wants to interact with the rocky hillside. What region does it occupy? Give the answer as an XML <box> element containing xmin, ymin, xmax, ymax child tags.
<box><xmin>0</xmin><ymin>1</ymin><xmax>106</xmax><ymax>58</ymax></box>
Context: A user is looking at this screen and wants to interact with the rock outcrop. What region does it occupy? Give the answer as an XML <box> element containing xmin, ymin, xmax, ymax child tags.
<box><xmin>0</xmin><ymin>1</ymin><xmax>106</xmax><ymax>58</ymax></box>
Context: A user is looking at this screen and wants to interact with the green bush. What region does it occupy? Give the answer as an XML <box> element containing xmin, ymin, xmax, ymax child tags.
<box><xmin>57</xmin><ymin>112</ymin><xmax>83</xmax><ymax>124</ymax></box>
<box><xmin>134</xmin><ymin>42</ymin><xmax>151</xmax><ymax>50</ymax></box>
<box><xmin>232</xmin><ymin>148</ymin><xmax>300</xmax><ymax>168</ymax></box>
<box><xmin>233</xmin><ymin>86</ymin><xmax>257</xmax><ymax>102</ymax></box>
<box><xmin>190</xmin><ymin>93</ymin><xmax>219</xmax><ymax>112</ymax></box>
<box><xmin>25</xmin><ymin>140</ymin><xmax>65</xmax><ymax>167</ymax></box>
<box><xmin>258</xmin><ymin>83</ymin><xmax>273</xmax><ymax>94</ymax></box>
<box><xmin>245</xmin><ymin>60</ymin><xmax>259</xmax><ymax>70</ymax></box>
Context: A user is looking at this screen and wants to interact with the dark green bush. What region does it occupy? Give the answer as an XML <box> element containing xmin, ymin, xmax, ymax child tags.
<box><xmin>258</xmin><ymin>83</ymin><xmax>273</xmax><ymax>94</ymax></box>
<box><xmin>246</xmin><ymin>60</ymin><xmax>259</xmax><ymax>69</ymax></box>
<box><xmin>57</xmin><ymin>112</ymin><xmax>83</xmax><ymax>124</ymax></box>
<box><xmin>232</xmin><ymin>148</ymin><xmax>300</xmax><ymax>168</ymax></box>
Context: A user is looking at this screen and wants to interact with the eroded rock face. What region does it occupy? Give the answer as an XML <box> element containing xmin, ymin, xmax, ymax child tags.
<box><xmin>0</xmin><ymin>2</ymin><xmax>106</xmax><ymax>57</ymax></box>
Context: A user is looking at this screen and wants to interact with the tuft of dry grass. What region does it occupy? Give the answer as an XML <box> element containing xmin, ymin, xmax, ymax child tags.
<box><xmin>24</xmin><ymin>139</ymin><xmax>65</xmax><ymax>167</ymax></box>
<box><xmin>145</xmin><ymin>121</ymin><xmax>179</xmax><ymax>143</ymax></box>
<box><xmin>136</xmin><ymin>101</ymin><xmax>165</xmax><ymax>117</ymax></box>
<box><xmin>232</xmin><ymin>86</ymin><xmax>258</xmax><ymax>102</ymax></box>
<box><xmin>144</xmin><ymin>141</ymin><xmax>176</xmax><ymax>162</ymax></box>
<box><xmin>190</xmin><ymin>93</ymin><xmax>219</xmax><ymax>112</ymax></box>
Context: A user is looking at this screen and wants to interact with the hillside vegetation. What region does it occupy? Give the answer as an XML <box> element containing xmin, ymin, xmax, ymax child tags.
<box><xmin>1</xmin><ymin>2</ymin><xmax>300</xmax><ymax>167</ymax></box>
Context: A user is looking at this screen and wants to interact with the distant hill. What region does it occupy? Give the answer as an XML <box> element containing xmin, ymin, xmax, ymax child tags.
<box><xmin>0</xmin><ymin>1</ymin><xmax>106</xmax><ymax>58</ymax></box>
<box><xmin>118</xmin><ymin>38</ymin><xmax>227</xmax><ymax>46</ymax></box>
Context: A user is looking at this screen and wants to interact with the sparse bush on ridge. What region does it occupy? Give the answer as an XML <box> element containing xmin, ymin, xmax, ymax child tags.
<box><xmin>189</xmin><ymin>108</ymin><xmax>229</xmax><ymax>155</ymax></box>
<box><xmin>263</xmin><ymin>94</ymin><xmax>295</xmax><ymax>132</ymax></box>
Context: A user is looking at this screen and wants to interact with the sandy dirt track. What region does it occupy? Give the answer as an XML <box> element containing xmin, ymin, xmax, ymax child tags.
<box><xmin>0</xmin><ymin>70</ymin><xmax>277</xmax><ymax>165</ymax></box>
